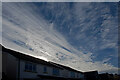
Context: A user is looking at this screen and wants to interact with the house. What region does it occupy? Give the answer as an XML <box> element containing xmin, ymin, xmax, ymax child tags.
<box><xmin>84</xmin><ymin>71</ymin><xmax>99</xmax><ymax>80</ymax></box>
<box><xmin>1</xmin><ymin>44</ymin><xmax>84</xmax><ymax>80</ymax></box>
<box><xmin>99</xmin><ymin>73</ymin><xmax>113</xmax><ymax>80</ymax></box>
<box><xmin>98</xmin><ymin>73</ymin><xmax>120</xmax><ymax>80</ymax></box>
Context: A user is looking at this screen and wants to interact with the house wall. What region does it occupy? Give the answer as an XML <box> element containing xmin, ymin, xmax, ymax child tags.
<box><xmin>20</xmin><ymin>60</ymin><xmax>38</xmax><ymax>79</ymax></box>
<box><xmin>78</xmin><ymin>73</ymin><xmax>84</xmax><ymax>79</ymax></box>
<box><xmin>65</xmin><ymin>70</ymin><xmax>84</xmax><ymax>79</ymax></box>
<box><xmin>2</xmin><ymin>51</ymin><xmax>84</xmax><ymax>80</ymax></box>
<box><xmin>0</xmin><ymin>51</ymin><xmax>2</xmax><ymax>80</ymax></box>
<box><xmin>2</xmin><ymin>52</ymin><xmax>7</xmax><ymax>75</ymax></box>
<box><xmin>19</xmin><ymin>60</ymin><xmax>64</xmax><ymax>79</ymax></box>
<box><xmin>2</xmin><ymin>52</ymin><xmax>18</xmax><ymax>79</ymax></box>
<box><xmin>37</xmin><ymin>64</ymin><xmax>52</xmax><ymax>76</ymax></box>
<box><xmin>19</xmin><ymin>60</ymin><xmax>84</xmax><ymax>79</ymax></box>
<box><xmin>61</xmin><ymin>69</ymin><xmax>69</xmax><ymax>78</ymax></box>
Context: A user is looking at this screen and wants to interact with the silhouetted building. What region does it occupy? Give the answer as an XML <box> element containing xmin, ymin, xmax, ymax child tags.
<box><xmin>1</xmin><ymin>44</ymin><xmax>84</xmax><ymax>80</ymax></box>
<box><xmin>99</xmin><ymin>73</ymin><xmax>120</xmax><ymax>80</ymax></box>
<box><xmin>84</xmin><ymin>71</ymin><xmax>99</xmax><ymax>80</ymax></box>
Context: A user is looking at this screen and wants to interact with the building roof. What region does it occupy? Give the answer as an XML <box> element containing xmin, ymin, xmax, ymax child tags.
<box><xmin>50</xmin><ymin>62</ymin><xmax>83</xmax><ymax>73</ymax></box>
<box><xmin>84</xmin><ymin>71</ymin><xmax>98</xmax><ymax>74</ymax></box>
<box><xmin>1</xmin><ymin>44</ymin><xmax>83</xmax><ymax>73</ymax></box>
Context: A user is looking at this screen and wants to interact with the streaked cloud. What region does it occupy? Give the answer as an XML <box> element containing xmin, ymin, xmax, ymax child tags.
<box><xmin>2</xmin><ymin>2</ymin><xmax>118</xmax><ymax>73</ymax></box>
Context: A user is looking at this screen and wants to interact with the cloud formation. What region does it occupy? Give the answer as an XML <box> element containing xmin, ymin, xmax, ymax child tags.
<box><xmin>2</xmin><ymin>2</ymin><xmax>118</xmax><ymax>73</ymax></box>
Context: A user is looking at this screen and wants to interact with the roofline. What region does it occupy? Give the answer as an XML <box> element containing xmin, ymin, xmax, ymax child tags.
<box><xmin>83</xmin><ymin>70</ymin><xmax>98</xmax><ymax>74</ymax></box>
<box><xmin>1</xmin><ymin>44</ymin><xmax>84</xmax><ymax>73</ymax></box>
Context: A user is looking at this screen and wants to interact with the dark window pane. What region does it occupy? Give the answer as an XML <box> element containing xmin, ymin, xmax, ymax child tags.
<box><xmin>25</xmin><ymin>63</ymin><xmax>29</xmax><ymax>70</ymax></box>
<box><xmin>25</xmin><ymin>62</ymin><xmax>36</xmax><ymax>72</ymax></box>
<box><xmin>71</xmin><ymin>72</ymin><xmax>75</xmax><ymax>78</ymax></box>
<box><xmin>29</xmin><ymin>64</ymin><xmax>32</xmax><ymax>71</ymax></box>
<box><xmin>33</xmin><ymin>64</ymin><xmax>36</xmax><ymax>71</ymax></box>
<box><xmin>44</xmin><ymin>66</ymin><xmax>47</xmax><ymax>72</ymax></box>
<box><xmin>53</xmin><ymin>68</ymin><xmax>59</xmax><ymax>76</ymax></box>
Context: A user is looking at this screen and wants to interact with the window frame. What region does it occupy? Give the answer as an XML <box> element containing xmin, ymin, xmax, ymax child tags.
<box><xmin>52</xmin><ymin>67</ymin><xmax>60</xmax><ymax>76</ymax></box>
<box><xmin>43</xmin><ymin>66</ymin><xmax>48</xmax><ymax>74</ymax></box>
<box><xmin>70</xmin><ymin>71</ymin><xmax>75</xmax><ymax>78</ymax></box>
<box><xmin>24</xmin><ymin>61</ymin><xmax>37</xmax><ymax>73</ymax></box>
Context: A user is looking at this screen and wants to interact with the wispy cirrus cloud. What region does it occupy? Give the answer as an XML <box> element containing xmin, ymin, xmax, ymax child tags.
<box><xmin>71</xmin><ymin>2</ymin><xmax>118</xmax><ymax>51</ymax></box>
<box><xmin>2</xmin><ymin>2</ymin><xmax>118</xmax><ymax>73</ymax></box>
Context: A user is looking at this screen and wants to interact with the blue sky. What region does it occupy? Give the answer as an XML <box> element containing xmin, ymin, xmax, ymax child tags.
<box><xmin>34</xmin><ymin>2</ymin><xmax>118</xmax><ymax>67</ymax></box>
<box><xmin>2</xmin><ymin>2</ymin><xmax>118</xmax><ymax>73</ymax></box>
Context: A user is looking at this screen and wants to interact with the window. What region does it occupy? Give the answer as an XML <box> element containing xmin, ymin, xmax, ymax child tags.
<box><xmin>52</xmin><ymin>68</ymin><xmax>59</xmax><ymax>76</ymax></box>
<box><xmin>71</xmin><ymin>72</ymin><xmax>75</xmax><ymax>78</ymax></box>
<box><xmin>77</xmin><ymin>73</ymin><xmax>79</xmax><ymax>78</ymax></box>
<box><xmin>43</xmin><ymin>66</ymin><xmax>47</xmax><ymax>73</ymax></box>
<box><xmin>25</xmin><ymin>62</ymin><xmax>36</xmax><ymax>72</ymax></box>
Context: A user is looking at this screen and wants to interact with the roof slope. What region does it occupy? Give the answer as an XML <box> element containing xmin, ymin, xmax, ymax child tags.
<box><xmin>1</xmin><ymin>44</ymin><xmax>83</xmax><ymax>73</ymax></box>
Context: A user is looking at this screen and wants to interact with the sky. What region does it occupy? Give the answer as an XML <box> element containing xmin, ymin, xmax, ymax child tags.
<box><xmin>1</xmin><ymin>0</ymin><xmax>120</xmax><ymax>2</ymax></box>
<box><xmin>1</xmin><ymin>2</ymin><xmax>119</xmax><ymax>74</ymax></box>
